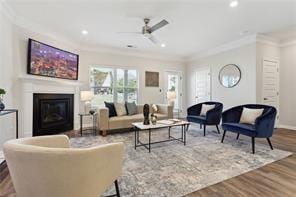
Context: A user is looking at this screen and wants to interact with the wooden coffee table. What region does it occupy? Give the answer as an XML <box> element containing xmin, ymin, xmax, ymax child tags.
<box><xmin>132</xmin><ymin>120</ymin><xmax>190</xmax><ymax>153</ymax></box>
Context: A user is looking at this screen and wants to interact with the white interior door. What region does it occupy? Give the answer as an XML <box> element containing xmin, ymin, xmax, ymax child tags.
<box><xmin>195</xmin><ymin>68</ymin><xmax>211</xmax><ymax>103</ymax></box>
<box><xmin>262</xmin><ymin>60</ymin><xmax>279</xmax><ymax>124</ymax></box>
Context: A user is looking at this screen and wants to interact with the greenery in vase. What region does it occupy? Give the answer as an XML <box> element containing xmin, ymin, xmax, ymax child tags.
<box><xmin>0</xmin><ymin>88</ymin><xmax>6</xmax><ymax>101</ymax></box>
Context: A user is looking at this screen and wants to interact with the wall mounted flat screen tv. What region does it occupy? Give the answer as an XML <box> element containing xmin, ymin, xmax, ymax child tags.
<box><xmin>27</xmin><ymin>39</ymin><xmax>79</xmax><ymax>80</ymax></box>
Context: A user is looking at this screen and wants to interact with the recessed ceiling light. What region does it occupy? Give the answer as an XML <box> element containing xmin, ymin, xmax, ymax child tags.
<box><xmin>230</xmin><ymin>0</ymin><xmax>239</xmax><ymax>8</ymax></box>
<box><xmin>161</xmin><ymin>43</ymin><xmax>166</xmax><ymax>48</ymax></box>
<box><xmin>81</xmin><ymin>30</ymin><xmax>88</xmax><ymax>35</ymax></box>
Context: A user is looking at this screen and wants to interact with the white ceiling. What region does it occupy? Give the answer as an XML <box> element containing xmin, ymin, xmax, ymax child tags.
<box><xmin>5</xmin><ymin>0</ymin><xmax>296</xmax><ymax>59</ymax></box>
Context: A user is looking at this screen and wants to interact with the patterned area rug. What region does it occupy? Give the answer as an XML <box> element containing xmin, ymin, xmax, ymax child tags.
<box><xmin>70</xmin><ymin>125</ymin><xmax>292</xmax><ymax>197</ymax></box>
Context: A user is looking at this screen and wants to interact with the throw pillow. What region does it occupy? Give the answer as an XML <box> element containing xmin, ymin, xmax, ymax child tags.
<box><xmin>114</xmin><ymin>103</ymin><xmax>127</xmax><ymax>116</ymax></box>
<box><xmin>200</xmin><ymin>104</ymin><xmax>215</xmax><ymax>116</ymax></box>
<box><xmin>126</xmin><ymin>102</ymin><xmax>138</xmax><ymax>115</ymax></box>
<box><xmin>104</xmin><ymin>102</ymin><xmax>117</xmax><ymax>117</ymax></box>
<box><xmin>151</xmin><ymin>104</ymin><xmax>158</xmax><ymax>113</ymax></box>
<box><xmin>240</xmin><ymin>107</ymin><xmax>264</xmax><ymax>125</ymax></box>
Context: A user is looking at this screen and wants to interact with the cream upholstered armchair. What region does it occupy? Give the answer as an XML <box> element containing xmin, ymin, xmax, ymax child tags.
<box><xmin>3</xmin><ymin>135</ymin><xmax>124</xmax><ymax>197</ymax></box>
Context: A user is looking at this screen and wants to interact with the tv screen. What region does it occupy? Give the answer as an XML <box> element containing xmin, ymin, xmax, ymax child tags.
<box><xmin>27</xmin><ymin>39</ymin><xmax>79</xmax><ymax>80</ymax></box>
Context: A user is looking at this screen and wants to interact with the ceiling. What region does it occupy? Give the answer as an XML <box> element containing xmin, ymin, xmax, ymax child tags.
<box><xmin>5</xmin><ymin>0</ymin><xmax>296</xmax><ymax>59</ymax></box>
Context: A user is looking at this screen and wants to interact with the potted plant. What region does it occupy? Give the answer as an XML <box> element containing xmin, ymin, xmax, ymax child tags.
<box><xmin>0</xmin><ymin>88</ymin><xmax>6</xmax><ymax>111</ymax></box>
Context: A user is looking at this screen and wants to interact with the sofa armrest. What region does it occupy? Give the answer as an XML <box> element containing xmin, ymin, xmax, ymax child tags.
<box><xmin>157</xmin><ymin>104</ymin><xmax>173</xmax><ymax>119</ymax></box>
<box><xmin>97</xmin><ymin>107</ymin><xmax>109</xmax><ymax>131</ymax></box>
<box><xmin>137</xmin><ymin>104</ymin><xmax>144</xmax><ymax>114</ymax></box>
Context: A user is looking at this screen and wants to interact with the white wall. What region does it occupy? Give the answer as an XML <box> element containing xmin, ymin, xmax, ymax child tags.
<box><xmin>0</xmin><ymin>8</ymin><xmax>17</xmax><ymax>149</ymax></box>
<box><xmin>279</xmin><ymin>43</ymin><xmax>296</xmax><ymax>128</ymax></box>
<box><xmin>187</xmin><ymin>43</ymin><xmax>257</xmax><ymax>110</ymax></box>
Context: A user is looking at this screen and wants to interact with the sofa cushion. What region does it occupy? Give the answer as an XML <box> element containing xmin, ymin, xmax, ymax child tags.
<box><xmin>222</xmin><ymin>122</ymin><xmax>256</xmax><ymax>137</ymax></box>
<box><xmin>125</xmin><ymin>102</ymin><xmax>138</xmax><ymax>115</ymax></box>
<box><xmin>151</xmin><ymin>104</ymin><xmax>158</xmax><ymax>113</ymax></box>
<box><xmin>114</xmin><ymin>103</ymin><xmax>127</xmax><ymax>116</ymax></box>
<box><xmin>187</xmin><ymin>115</ymin><xmax>207</xmax><ymax>124</ymax></box>
<box><xmin>240</xmin><ymin>107</ymin><xmax>264</xmax><ymax>125</ymax></box>
<box><xmin>104</xmin><ymin>102</ymin><xmax>117</xmax><ymax>117</ymax></box>
<box><xmin>200</xmin><ymin>104</ymin><xmax>215</xmax><ymax>116</ymax></box>
<box><xmin>109</xmin><ymin>113</ymin><xmax>168</xmax><ymax>130</ymax></box>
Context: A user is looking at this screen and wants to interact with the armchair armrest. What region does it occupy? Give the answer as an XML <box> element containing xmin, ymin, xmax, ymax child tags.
<box><xmin>255</xmin><ymin>108</ymin><xmax>277</xmax><ymax>138</ymax></box>
<box><xmin>222</xmin><ymin>106</ymin><xmax>242</xmax><ymax>123</ymax></box>
<box><xmin>97</xmin><ymin>107</ymin><xmax>109</xmax><ymax>131</ymax></box>
<box><xmin>157</xmin><ymin>104</ymin><xmax>173</xmax><ymax>119</ymax></box>
<box><xmin>20</xmin><ymin>135</ymin><xmax>70</xmax><ymax>148</ymax></box>
<box><xmin>187</xmin><ymin>104</ymin><xmax>202</xmax><ymax>116</ymax></box>
<box><xmin>206</xmin><ymin>104</ymin><xmax>223</xmax><ymax>124</ymax></box>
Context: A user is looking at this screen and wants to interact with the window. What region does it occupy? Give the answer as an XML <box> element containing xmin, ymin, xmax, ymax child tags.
<box><xmin>90</xmin><ymin>67</ymin><xmax>138</xmax><ymax>106</ymax></box>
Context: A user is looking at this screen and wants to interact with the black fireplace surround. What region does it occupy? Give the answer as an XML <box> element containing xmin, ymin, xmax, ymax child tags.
<box><xmin>33</xmin><ymin>93</ymin><xmax>74</xmax><ymax>136</ymax></box>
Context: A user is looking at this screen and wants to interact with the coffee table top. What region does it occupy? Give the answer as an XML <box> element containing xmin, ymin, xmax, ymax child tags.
<box><xmin>132</xmin><ymin>119</ymin><xmax>189</xmax><ymax>130</ymax></box>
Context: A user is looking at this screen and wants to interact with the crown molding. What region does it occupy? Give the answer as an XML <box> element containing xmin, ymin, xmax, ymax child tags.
<box><xmin>279</xmin><ymin>39</ymin><xmax>296</xmax><ymax>47</ymax></box>
<box><xmin>189</xmin><ymin>34</ymin><xmax>257</xmax><ymax>62</ymax></box>
<box><xmin>256</xmin><ymin>34</ymin><xmax>279</xmax><ymax>47</ymax></box>
<box><xmin>0</xmin><ymin>0</ymin><xmax>16</xmax><ymax>22</ymax></box>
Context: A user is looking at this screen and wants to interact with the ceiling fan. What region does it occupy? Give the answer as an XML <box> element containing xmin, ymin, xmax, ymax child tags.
<box><xmin>118</xmin><ymin>18</ymin><xmax>169</xmax><ymax>45</ymax></box>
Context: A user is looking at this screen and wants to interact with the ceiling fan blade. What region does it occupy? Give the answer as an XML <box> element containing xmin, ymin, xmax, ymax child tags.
<box><xmin>150</xmin><ymin>20</ymin><xmax>169</xmax><ymax>33</ymax></box>
<box><xmin>148</xmin><ymin>35</ymin><xmax>159</xmax><ymax>44</ymax></box>
<box><xmin>116</xmin><ymin>32</ymin><xmax>142</xmax><ymax>34</ymax></box>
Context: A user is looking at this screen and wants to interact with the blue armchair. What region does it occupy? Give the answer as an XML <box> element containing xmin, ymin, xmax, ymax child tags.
<box><xmin>221</xmin><ymin>104</ymin><xmax>277</xmax><ymax>154</ymax></box>
<box><xmin>187</xmin><ymin>102</ymin><xmax>223</xmax><ymax>136</ymax></box>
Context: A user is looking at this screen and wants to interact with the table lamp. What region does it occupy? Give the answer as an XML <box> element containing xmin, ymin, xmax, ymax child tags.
<box><xmin>80</xmin><ymin>91</ymin><xmax>94</xmax><ymax>114</ymax></box>
<box><xmin>167</xmin><ymin>91</ymin><xmax>176</xmax><ymax>108</ymax></box>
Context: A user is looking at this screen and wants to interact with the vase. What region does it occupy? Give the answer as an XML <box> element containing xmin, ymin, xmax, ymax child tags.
<box><xmin>151</xmin><ymin>114</ymin><xmax>157</xmax><ymax>125</ymax></box>
<box><xmin>0</xmin><ymin>98</ymin><xmax>5</xmax><ymax>111</ymax></box>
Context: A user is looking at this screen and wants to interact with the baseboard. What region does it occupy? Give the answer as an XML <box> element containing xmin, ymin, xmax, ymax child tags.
<box><xmin>277</xmin><ymin>124</ymin><xmax>296</xmax><ymax>131</ymax></box>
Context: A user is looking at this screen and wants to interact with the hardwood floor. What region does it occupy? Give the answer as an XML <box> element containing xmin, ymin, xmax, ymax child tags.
<box><xmin>0</xmin><ymin>128</ymin><xmax>295</xmax><ymax>197</ymax></box>
<box><xmin>186</xmin><ymin>128</ymin><xmax>296</xmax><ymax>197</ymax></box>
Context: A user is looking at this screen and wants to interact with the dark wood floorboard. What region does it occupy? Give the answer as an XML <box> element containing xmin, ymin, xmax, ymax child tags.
<box><xmin>1</xmin><ymin>128</ymin><xmax>295</xmax><ymax>197</ymax></box>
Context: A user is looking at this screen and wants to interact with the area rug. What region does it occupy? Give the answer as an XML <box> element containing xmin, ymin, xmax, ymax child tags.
<box><xmin>70</xmin><ymin>125</ymin><xmax>292</xmax><ymax>197</ymax></box>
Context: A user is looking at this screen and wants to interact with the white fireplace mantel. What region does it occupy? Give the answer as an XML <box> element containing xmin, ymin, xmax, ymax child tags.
<box><xmin>18</xmin><ymin>75</ymin><xmax>84</xmax><ymax>137</ymax></box>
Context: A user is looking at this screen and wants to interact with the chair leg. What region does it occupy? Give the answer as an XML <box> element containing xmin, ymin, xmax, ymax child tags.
<box><xmin>115</xmin><ymin>180</ymin><xmax>120</xmax><ymax>197</ymax></box>
<box><xmin>215</xmin><ymin>125</ymin><xmax>220</xmax><ymax>134</ymax></box>
<box><xmin>104</xmin><ymin>180</ymin><xmax>120</xmax><ymax>197</ymax></box>
<box><xmin>203</xmin><ymin>124</ymin><xmax>206</xmax><ymax>136</ymax></box>
<box><xmin>200</xmin><ymin>124</ymin><xmax>202</xmax><ymax>129</ymax></box>
<box><xmin>221</xmin><ymin>130</ymin><xmax>226</xmax><ymax>143</ymax></box>
<box><xmin>267</xmin><ymin>138</ymin><xmax>273</xmax><ymax>150</ymax></box>
<box><xmin>252</xmin><ymin>137</ymin><xmax>255</xmax><ymax>154</ymax></box>
<box><xmin>236</xmin><ymin>133</ymin><xmax>240</xmax><ymax>140</ymax></box>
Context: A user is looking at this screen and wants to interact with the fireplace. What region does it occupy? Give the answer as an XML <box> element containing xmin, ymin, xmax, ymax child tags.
<box><xmin>33</xmin><ymin>93</ymin><xmax>74</xmax><ymax>136</ymax></box>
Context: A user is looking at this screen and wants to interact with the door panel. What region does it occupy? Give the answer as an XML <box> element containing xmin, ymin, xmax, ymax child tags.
<box><xmin>195</xmin><ymin>68</ymin><xmax>211</xmax><ymax>103</ymax></box>
<box><xmin>262</xmin><ymin>60</ymin><xmax>279</xmax><ymax>124</ymax></box>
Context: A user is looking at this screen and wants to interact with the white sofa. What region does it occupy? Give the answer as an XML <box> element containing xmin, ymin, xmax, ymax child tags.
<box><xmin>97</xmin><ymin>104</ymin><xmax>173</xmax><ymax>136</ymax></box>
<box><xmin>3</xmin><ymin>135</ymin><xmax>124</xmax><ymax>197</ymax></box>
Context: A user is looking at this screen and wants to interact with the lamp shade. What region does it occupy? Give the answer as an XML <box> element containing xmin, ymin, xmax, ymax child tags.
<box><xmin>167</xmin><ymin>91</ymin><xmax>176</xmax><ymax>100</ymax></box>
<box><xmin>80</xmin><ymin>91</ymin><xmax>94</xmax><ymax>101</ymax></box>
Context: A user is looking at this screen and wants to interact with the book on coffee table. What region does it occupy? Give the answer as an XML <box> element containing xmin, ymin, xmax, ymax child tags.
<box><xmin>158</xmin><ymin>119</ymin><xmax>182</xmax><ymax>125</ymax></box>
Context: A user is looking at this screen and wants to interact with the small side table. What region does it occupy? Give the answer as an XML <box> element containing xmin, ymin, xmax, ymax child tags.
<box><xmin>78</xmin><ymin>113</ymin><xmax>97</xmax><ymax>136</ymax></box>
<box><xmin>0</xmin><ymin>109</ymin><xmax>18</xmax><ymax>138</ymax></box>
